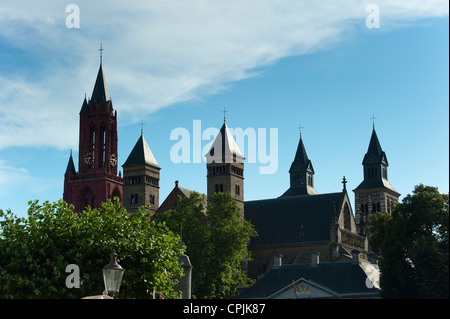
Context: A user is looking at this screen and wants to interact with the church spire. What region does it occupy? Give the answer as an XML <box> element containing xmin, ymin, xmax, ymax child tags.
<box><xmin>90</xmin><ymin>63</ymin><xmax>110</xmax><ymax>105</ymax></box>
<box><xmin>281</xmin><ymin>131</ymin><xmax>317</xmax><ymax>197</ymax></box>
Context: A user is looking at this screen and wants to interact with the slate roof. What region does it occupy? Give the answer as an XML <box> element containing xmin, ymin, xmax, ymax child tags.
<box><xmin>289</xmin><ymin>136</ymin><xmax>314</xmax><ymax>174</ymax></box>
<box><xmin>362</xmin><ymin>128</ymin><xmax>388</xmax><ymax>165</ymax></box>
<box><xmin>80</xmin><ymin>64</ymin><xmax>111</xmax><ymax>114</ymax></box>
<box><xmin>280</xmin><ymin>185</ymin><xmax>318</xmax><ymax>197</ymax></box>
<box><xmin>122</xmin><ymin>134</ymin><xmax>159</xmax><ymax>168</ymax></box>
<box><xmin>244</xmin><ymin>192</ymin><xmax>343</xmax><ymax>247</ymax></box>
<box><xmin>206</xmin><ymin>122</ymin><xmax>244</xmax><ymax>163</ymax></box>
<box><xmin>90</xmin><ymin>63</ymin><xmax>110</xmax><ymax>105</ymax></box>
<box><xmin>237</xmin><ymin>262</ymin><xmax>379</xmax><ymax>299</ymax></box>
<box><xmin>353</xmin><ymin>177</ymin><xmax>398</xmax><ymax>193</ymax></box>
<box><xmin>65</xmin><ymin>153</ymin><xmax>76</xmax><ymax>175</ymax></box>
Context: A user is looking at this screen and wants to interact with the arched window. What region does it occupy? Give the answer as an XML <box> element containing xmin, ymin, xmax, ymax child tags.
<box><xmin>219</xmin><ymin>184</ymin><xmax>223</xmax><ymax>192</ymax></box>
<box><xmin>343</xmin><ymin>204</ymin><xmax>351</xmax><ymax>230</ymax></box>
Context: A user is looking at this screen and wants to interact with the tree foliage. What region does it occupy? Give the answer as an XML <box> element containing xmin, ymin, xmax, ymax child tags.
<box><xmin>0</xmin><ymin>198</ymin><xmax>183</xmax><ymax>299</ymax></box>
<box><xmin>370</xmin><ymin>184</ymin><xmax>449</xmax><ymax>298</ymax></box>
<box><xmin>154</xmin><ymin>192</ymin><xmax>257</xmax><ymax>298</ymax></box>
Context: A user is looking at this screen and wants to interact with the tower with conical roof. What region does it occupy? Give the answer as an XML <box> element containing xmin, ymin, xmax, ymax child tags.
<box><xmin>122</xmin><ymin>130</ymin><xmax>161</xmax><ymax>215</ymax></box>
<box><xmin>353</xmin><ymin>125</ymin><xmax>400</xmax><ymax>237</ymax></box>
<box><xmin>63</xmin><ymin>48</ymin><xmax>123</xmax><ymax>212</ymax></box>
<box><xmin>205</xmin><ymin>117</ymin><xmax>245</xmax><ymax>213</ymax></box>
<box><xmin>280</xmin><ymin>131</ymin><xmax>318</xmax><ymax>197</ymax></box>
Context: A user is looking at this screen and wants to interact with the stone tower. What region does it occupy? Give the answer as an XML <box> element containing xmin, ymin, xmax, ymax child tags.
<box><xmin>280</xmin><ymin>132</ymin><xmax>318</xmax><ymax>197</ymax></box>
<box><xmin>206</xmin><ymin>120</ymin><xmax>245</xmax><ymax>213</ymax></box>
<box><xmin>63</xmin><ymin>61</ymin><xmax>123</xmax><ymax>212</ymax></box>
<box><xmin>122</xmin><ymin>133</ymin><xmax>160</xmax><ymax>216</ymax></box>
<box><xmin>353</xmin><ymin>126</ymin><xmax>400</xmax><ymax>237</ymax></box>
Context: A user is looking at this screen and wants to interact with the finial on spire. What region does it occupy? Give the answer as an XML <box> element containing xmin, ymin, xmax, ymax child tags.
<box><xmin>222</xmin><ymin>107</ymin><xmax>228</xmax><ymax>123</ymax></box>
<box><xmin>370</xmin><ymin>114</ymin><xmax>377</xmax><ymax>129</ymax></box>
<box><xmin>342</xmin><ymin>176</ymin><xmax>347</xmax><ymax>190</ymax></box>
<box><xmin>139</xmin><ymin>120</ymin><xmax>145</xmax><ymax>135</ymax></box>
<box><xmin>99</xmin><ymin>43</ymin><xmax>104</xmax><ymax>64</ymax></box>
<box><xmin>297</xmin><ymin>124</ymin><xmax>304</xmax><ymax>137</ymax></box>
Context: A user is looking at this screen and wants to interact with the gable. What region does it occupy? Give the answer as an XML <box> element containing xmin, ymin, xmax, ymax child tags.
<box><xmin>238</xmin><ymin>263</ymin><xmax>380</xmax><ymax>299</ymax></box>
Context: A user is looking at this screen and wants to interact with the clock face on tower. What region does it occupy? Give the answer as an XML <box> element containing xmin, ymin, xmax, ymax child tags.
<box><xmin>84</xmin><ymin>152</ymin><xmax>93</xmax><ymax>165</ymax></box>
<box><xmin>109</xmin><ymin>154</ymin><xmax>117</xmax><ymax>166</ymax></box>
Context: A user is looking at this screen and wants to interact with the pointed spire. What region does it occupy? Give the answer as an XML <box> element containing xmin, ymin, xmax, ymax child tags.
<box><xmin>290</xmin><ymin>135</ymin><xmax>314</xmax><ymax>173</ymax></box>
<box><xmin>282</xmin><ymin>133</ymin><xmax>317</xmax><ymax>197</ymax></box>
<box><xmin>123</xmin><ymin>134</ymin><xmax>159</xmax><ymax>168</ymax></box>
<box><xmin>363</xmin><ymin>127</ymin><xmax>387</xmax><ymax>165</ymax></box>
<box><xmin>80</xmin><ymin>94</ymin><xmax>89</xmax><ymax>114</ymax></box>
<box><xmin>90</xmin><ymin>63</ymin><xmax>110</xmax><ymax>105</ymax></box>
<box><xmin>65</xmin><ymin>150</ymin><xmax>76</xmax><ymax>175</ymax></box>
<box><xmin>206</xmin><ymin>122</ymin><xmax>244</xmax><ymax>163</ymax></box>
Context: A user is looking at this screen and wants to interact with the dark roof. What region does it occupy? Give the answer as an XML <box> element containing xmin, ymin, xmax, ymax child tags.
<box><xmin>289</xmin><ymin>136</ymin><xmax>314</xmax><ymax>174</ymax></box>
<box><xmin>79</xmin><ymin>96</ymin><xmax>89</xmax><ymax>114</ymax></box>
<box><xmin>238</xmin><ymin>262</ymin><xmax>378</xmax><ymax>298</ymax></box>
<box><xmin>280</xmin><ymin>185</ymin><xmax>318</xmax><ymax>197</ymax></box>
<box><xmin>65</xmin><ymin>153</ymin><xmax>76</xmax><ymax>175</ymax></box>
<box><xmin>244</xmin><ymin>192</ymin><xmax>343</xmax><ymax>247</ymax></box>
<box><xmin>353</xmin><ymin>177</ymin><xmax>399</xmax><ymax>194</ymax></box>
<box><xmin>90</xmin><ymin>63</ymin><xmax>110</xmax><ymax>105</ymax></box>
<box><xmin>157</xmin><ymin>181</ymin><xmax>206</xmax><ymax>214</ymax></box>
<box><xmin>362</xmin><ymin>128</ymin><xmax>388</xmax><ymax>165</ymax></box>
<box><xmin>122</xmin><ymin>134</ymin><xmax>159</xmax><ymax>168</ymax></box>
<box><xmin>206</xmin><ymin>122</ymin><xmax>244</xmax><ymax>162</ymax></box>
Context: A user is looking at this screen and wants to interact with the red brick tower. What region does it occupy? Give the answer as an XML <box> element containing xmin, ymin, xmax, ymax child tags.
<box><xmin>63</xmin><ymin>58</ymin><xmax>123</xmax><ymax>212</ymax></box>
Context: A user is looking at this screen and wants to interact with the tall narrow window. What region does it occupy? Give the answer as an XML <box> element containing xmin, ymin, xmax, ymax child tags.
<box><xmin>89</xmin><ymin>126</ymin><xmax>96</xmax><ymax>168</ymax></box>
<box><xmin>100</xmin><ymin>124</ymin><xmax>106</xmax><ymax>168</ymax></box>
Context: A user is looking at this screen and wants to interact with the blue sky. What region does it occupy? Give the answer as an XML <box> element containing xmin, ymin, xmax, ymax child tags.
<box><xmin>0</xmin><ymin>1</ymin><xmax>448</xmax><ymax>218</ymax></box>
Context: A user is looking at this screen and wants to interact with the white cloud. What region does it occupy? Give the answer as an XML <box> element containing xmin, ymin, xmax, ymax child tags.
<box><xmin>0</xmin><ymin>0</ymin><xmax>448</xmax><ymax>149</ymax></box>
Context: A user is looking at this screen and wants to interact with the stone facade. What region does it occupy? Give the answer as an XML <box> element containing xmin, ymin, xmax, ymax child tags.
<box><xmin>207</xmin><ymin>161</ymin><xmax>244</xmax><ymax>213</ymax></box>
<box><xmin>123</xmin><ymin>164</ymin><xmax>160</xmax><ymax>215</ymax></box>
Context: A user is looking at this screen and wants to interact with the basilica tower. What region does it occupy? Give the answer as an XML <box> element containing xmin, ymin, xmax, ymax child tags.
<box><xmin>206</xmin><ymin>119</ymin><xmax>245</xmax><ymax>213</ymax></box>
<box><xmin>353</xmin><ymin>126</ymin><xmax>400</xmax><ymax>237</ymax></box>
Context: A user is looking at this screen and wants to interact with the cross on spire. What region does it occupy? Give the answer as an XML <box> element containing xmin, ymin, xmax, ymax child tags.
<box><xmin>222</xmin><ymin>107</ymin><xmax>228</xmax><ymax>123</ymax></box>
<box><xmin>297</xmin><ymin>124</ymin><xmax>304</xmax><ymax>137</ymax></box>
<box><xmin>342</xmin><ymin>176</ymin><xmax>347</xmax><ymax>190</ymax></box>
<box><xmin>371</xmin><ymin>114</ymin><xmax>377</xmax><ymax>129</ymax></box>
<box><xmin>139</xmin><ymin>120</ymin><xmax>145</xmax><ymax>135</ymax></box>
<box><xmin>99</xmin><ymin>43</ymin><xmax>104</xmax><ymax>64</ymax></box>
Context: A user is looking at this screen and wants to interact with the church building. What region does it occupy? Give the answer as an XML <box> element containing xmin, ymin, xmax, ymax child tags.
<box><xmin>244</xmin><ymin>133</ymin><xmax>368</xmax><ymax>280</ymax></box>
<box><xmin>62</xmin><ymin>53</ymin><xmax>398</xmax><ymax>298</ymax></box>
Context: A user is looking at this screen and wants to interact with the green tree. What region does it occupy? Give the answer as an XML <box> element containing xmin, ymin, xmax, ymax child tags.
<box><xmin>0</xmin><ymin>198</ymin><xmax>183</xmax><ymax>299</ymax></box>
<box><xmin>370</xmin><ymin>184</ymin><xmax>449</xmax><ymax>298</ymax></box>
<box><xmin>155</xmin><ymin>192</ymin><xmax>257</xmax><ymax>298</ymax></box>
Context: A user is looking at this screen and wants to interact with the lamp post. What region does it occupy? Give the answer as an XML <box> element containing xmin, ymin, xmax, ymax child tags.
<box><xmin>102</xmin><ymin>250</ymin><xmax>125</xmax><ymax>298</ymax></box>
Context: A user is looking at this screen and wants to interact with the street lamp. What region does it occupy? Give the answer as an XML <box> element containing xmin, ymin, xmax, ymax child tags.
<box><xmin>102</xmin><ymin>250</ymin><xmax>125</xmax><ymax>298</ymax></box>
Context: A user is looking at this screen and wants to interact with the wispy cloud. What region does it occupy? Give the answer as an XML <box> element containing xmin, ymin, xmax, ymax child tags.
<box><xmin>0</xmin><ymin>0</ymin><xmax>448</xmax><ymax>150</ymax></box>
